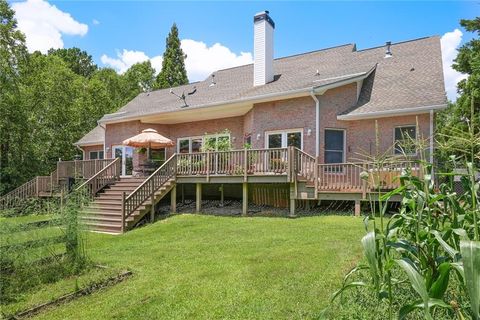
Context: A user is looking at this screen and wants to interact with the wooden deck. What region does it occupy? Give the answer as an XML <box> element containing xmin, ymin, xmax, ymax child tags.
<box><xmin>0</xmin><ymin>147</ymin><xmax>420</xmax><ymax>233</ymax></box>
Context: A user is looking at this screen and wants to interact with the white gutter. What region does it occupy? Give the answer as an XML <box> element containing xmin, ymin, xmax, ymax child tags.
<box><xmin>310</xmin><ymin>90</ymin><xmax>320</xmax><ymax>157</ymax></box>
<box><xmin>337</xmin><ymin>104</ymin><xmax>447</xmax><ymax>120</ymax></box>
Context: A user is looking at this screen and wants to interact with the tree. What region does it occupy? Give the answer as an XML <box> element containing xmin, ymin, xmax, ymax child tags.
<box><xmin>437</xmin><ymin>17</ymin><xmax>480</xmax><ymax>165</ymax></box>
<box><xmin>47</xmin><ymin>47</ymin><xmax>98</xmax><ymax>78</ymax></box>
<box><xmin>0</xmin><ymin>0</ymin><xmax>29</xmax><ymax>194</ymax></box>
<box><xmin>155</xmin><ymin>23</ymin><xmax>189</xmax><ymax>89</ymax></box>
<box><xmin>123</xmin><ymin>61</ymin><xmax>157</xmax><ymax>101</ymax></box>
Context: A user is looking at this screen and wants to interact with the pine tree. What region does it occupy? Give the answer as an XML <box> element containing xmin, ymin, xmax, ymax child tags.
<box><xmin>155</xmin><ymin>23</ymin><xmax>188</xmax><ymax>89</ymax></box>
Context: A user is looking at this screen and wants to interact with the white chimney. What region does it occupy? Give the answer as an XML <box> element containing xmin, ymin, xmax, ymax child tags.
<box><xmin>253</xmin><ymin>11</ymin><xmax>275</xmax><ymax>86</ymax></box>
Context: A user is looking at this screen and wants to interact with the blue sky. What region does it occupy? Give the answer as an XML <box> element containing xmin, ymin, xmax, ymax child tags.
<box><xmin>9</xmin><ymin>0</ymin><xmax>479</xmax><ymax>99</ymax></box>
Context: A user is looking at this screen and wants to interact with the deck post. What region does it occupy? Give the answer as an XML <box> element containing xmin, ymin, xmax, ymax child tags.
<box><xmin>150</xmin><ymin>179</ymin><xmax>155</xmax><ymax>222</ymax></box>
<box><xmin>354</xmin><ymin>200</ymin><xmax>361</xmax><ymax>217</ymax></box>
<box><xmin>220</xmin><ymin>184</ymin><xmax>224</xmax><ymax>207</ymax></box>
<box><xmin>244</xmin><ymin>148</ymin><xmax>248</xmax><ymax>182</ymax></box>
<box><xmin>289</xmin><ymin>184</ymin><xmax>296</xmax><ymax>217</ymax></box>
<box><xmin>170</xmin><ymin>185</ymin><xmax>177</xmax><ymax>213</ymax></box>
<box><xmin>206</xmin><ymin>151</ymin><xmax>210</xmax><ymax>182</ymax></box>
<box><xmin>121</xmin><ymin>192</ymin><xmax>126</xmax><ymax>233</ymax></box>
<box><xmin>242</xmin><ymin>182</ymin><xmax>248</xmax><ymax>216</ymax></box>
<box><xmin>196</xmin><ymin>183</ymin><xmax>202</xmax><ymax>213</ymax></box>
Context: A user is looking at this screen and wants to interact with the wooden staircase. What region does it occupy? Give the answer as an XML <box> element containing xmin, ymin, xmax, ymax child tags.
<box><xmin>80</xmin><ymin>177</ymin><xmax>176</xmax><ymax>234</ymax></box>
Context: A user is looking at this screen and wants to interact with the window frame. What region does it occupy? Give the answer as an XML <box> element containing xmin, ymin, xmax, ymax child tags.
<box><xmin>264</xmin><ymin>128</ymin><xmax>303</xmax><ymax>150</ymax></box>
<box><xmin>324</xmin><ymin>128</ymin><xmax>346</xmax><ymax>164</ymax></box>
<box><xmin>176</xmin><ymin>133</ymin><xmax>231</xmax><ymax>153</ymax></box>
<box><xmin>393</xmin><ymin>125</ymin><xmax>417</xmax><ymax>156</ymax></box>
<box><xmin>89</xmin><ymin>150</ymin><xmax>104</xmax><ymax>160</ymax></box>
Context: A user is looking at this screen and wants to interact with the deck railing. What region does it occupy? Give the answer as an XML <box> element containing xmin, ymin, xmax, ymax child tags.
<box><xmin>76</xmin><ymin>158</ymin><xmax>121</xmax><ymax>198</ymax></box>
<box><xmin>57</xmin><ymin>159</ymin><xmax>113</xmax><ymax>180</ymax></box>
<box><xmin>177</xmin><ymin>148</ymin><xmax>290</xmax><ymax>177</ymax></box>
<box><xmin>122</xmin><ymin>154</ymin><xmax>177</xmax><ymax>232</ymax></box>
<box><xmin>1</xmin><ymin>159</ymin><xmax>116</xmax><ymax>210</ymax></box>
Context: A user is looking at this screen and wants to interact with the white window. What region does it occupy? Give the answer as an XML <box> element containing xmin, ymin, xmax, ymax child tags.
<box><xmin>265</xmin><ymin>129</ymin><xmax>303</xmax><ymax>149</ymax></box>
<box><xmin>324</xmin><ymin>129</ymin><xmax>345</xmax><ymax>163</ymax></box>
<box><xmin>177</xmin><ymin>133</ymin><xmax>230</xmax><ymax>153</ymax></box>
<box><xmin>89</xmin><ymin>150</ymin><xmax>104</xmax><ymax>160</ymax></box>
<box><xmin>394</xmin><ymin>126</ymin><xmax>416</xmax><ymax>155</ymax></box>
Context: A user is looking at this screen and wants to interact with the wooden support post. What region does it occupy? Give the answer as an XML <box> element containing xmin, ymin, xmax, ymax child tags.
<box><xmin>181</xmin><ymin>184</ymin><xmax>185</xmax><ymax>204</ymax></box>
<box><xmin>355</xmin><ymin>200</ymin><xmax>361</xmax><ymax>217</ymax></box>
<box><xmin>170</xmin><ymin>185</ymin><xmax>177</xmax><ymax>213</ymax></box>
<box><xmin>121</xmin><ymin>192</ymin><xmax>126</xmax><ymax>233</ymax></box>
<box><xmin>220</xmin><ymin>184</ymin><xmax>224</xmax><ymax>207</ymax></box>
<box><xmin>206</xmin><ymin>151</ymin><xmax>210</xmax><ymax>182</ymax></box>
<box><xmin>242</xmin><ymin>182</ymin><xmax>248</xmax><ymax>216</ymax></box>
<box><xmin>150</xmin><ymin>180</ymin><xmax>155</xmax><ymax>222</ymax></box>
<box><xmin>244</xmin><ymin>148</ymin><xmax>248</xmax><ymax>182</ymax></box>
<box><xmin>196</xmin><ymin>183</ymin><xmax>202</xmax><ymax>213</ymax></box>
<box><xmin>289</xmin><ymin>184</ymin><xmax>296</xmax><ymax>218</ymax></box>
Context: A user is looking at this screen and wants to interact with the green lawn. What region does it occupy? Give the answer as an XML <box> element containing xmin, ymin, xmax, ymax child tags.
<box><xmin>12</xmin><ymin>215</ymin><xmax>365</xmax><ymax>319</ymax></box>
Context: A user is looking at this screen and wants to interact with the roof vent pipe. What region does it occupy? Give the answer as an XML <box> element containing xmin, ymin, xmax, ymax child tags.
<box><xmin>385</xmin><ymin>41</ymin><xmax>392</xmax><ymax>58</ymax></box>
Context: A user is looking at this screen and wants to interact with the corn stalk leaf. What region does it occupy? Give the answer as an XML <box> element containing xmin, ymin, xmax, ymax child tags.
<box><xmin>428</xmin><ymin>262</ymin><xmax>451</xmax><ymax>299</ymax></box>
<box><xmin>362</xmin><ymin>232</ymin><xmax>379</xmax><ymax>290</ymax></box>
<box><xmin>460</xmin><ymin>240</ymin><xmax>480</xmax><ymax>320</ymax></box>
<box><xmin>398</xmin><ymin>298</ymin><xmax>452</xmax><ymax>320</ymax></box>
<box><xmin>432</xmin><ymin>230</ymin><xmax>461</xmax><ymax>261</ymax></box>
<box><xmin>396</xmin><ymin>258</ymin><xmax>432</xmax><ymax>319</ymax></box>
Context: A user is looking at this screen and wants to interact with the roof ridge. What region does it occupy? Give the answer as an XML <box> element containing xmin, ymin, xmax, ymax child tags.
<box><xmin>355</xmin><ymin>36</ymin><xmax>436</xmax><ymax>52</ymax></box>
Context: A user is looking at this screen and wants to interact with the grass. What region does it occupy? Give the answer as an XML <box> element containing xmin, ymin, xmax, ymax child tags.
<box><xmin>3</xmin><ymin>214</ymin><xmax>366</xmax><ymax>319</ymax></box>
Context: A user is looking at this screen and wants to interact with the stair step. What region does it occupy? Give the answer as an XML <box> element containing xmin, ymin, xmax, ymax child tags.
<box><xmin>80</xmin><ymin>215</ymin><xmax>134</xmax><ymax>222</ymax></box>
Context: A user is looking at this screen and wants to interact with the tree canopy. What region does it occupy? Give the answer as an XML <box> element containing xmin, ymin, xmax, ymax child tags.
<box><xmin>437</xmin><ymin>17</ymin><xmax>480</xmax><ymax>165</ymax></box>
<box><xmin>0</xmin><ymin>0</ymin><xmax>177</xmax><ymax>194</ymax></box>
<box><xmin>155</xmin><ymin>23</ymin><xmax>189</xmax><ymax>89</ymax></box>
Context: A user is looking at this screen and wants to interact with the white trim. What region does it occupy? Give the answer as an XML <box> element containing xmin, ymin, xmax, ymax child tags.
<box><xmin>265</xmin><ymin>128</ymin><xmax>304</xmax><ymax>150</ymax></box>
<box><xmin>312</xmin><ymin>72</ymin><xmax>367</xmax><ymax>83</ymax></box>
<box><xmin>177</xmin><ymin>133</ymin><xmax>231</xmax><ymax>153</ymax></box>
<box><xmin>74</xmin><ymin>141</ymin><xmax>104</xmax><ymax>147</ymax></box>
<box><xmin>393</xmin><ymin>125</ymin><xmax>417</xmax><ymax>156</ymax></box>
<box><xmin>337</xmin><ymin>104</ymin><xmax>447</xmax><ymax>120</ymax></box>
<box><xmin>112</xmin><ymin>145</ymin><xmax>134</xmax><ymax>176</ymax></box>
<box><xmin>310</xmin><ymin>91</ymin><xmax>320</xmax><ymax>157</ymax></box>
<box><xmin>324</xmin><ymin>128</ymin><xmax>346</xmax><ymax>163</ymax></box>
<box><xmin>313</xmin><ymin>67</ymin><xmax>375</xmax><ymax>95</ymax></box>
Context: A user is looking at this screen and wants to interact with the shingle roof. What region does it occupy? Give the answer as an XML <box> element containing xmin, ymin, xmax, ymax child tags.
<box><xmin>75</xmin><ymin>125</ymin><xmax>104</xmax><ymax>146</ymax></box>
<box><xmin>99</xmin><ymin>36</ymin><xmax>446</xmax><ymax>124</ymax></box>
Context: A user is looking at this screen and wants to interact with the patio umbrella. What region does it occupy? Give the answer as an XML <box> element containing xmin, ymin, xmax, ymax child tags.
<box><xmin>123</xmin><ymin>128</ymin><xmax>174</xmax><ymax>160</ymax></box>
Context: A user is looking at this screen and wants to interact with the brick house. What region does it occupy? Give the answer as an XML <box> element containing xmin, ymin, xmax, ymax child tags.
<box><xmin>1</xmin><ymin>11</ymin><xmax>446</xmax><ymax>233</ymax></box>
<box><xmin>76</xmin><ymin>12</ymin><xmax>445</xmax><ymax>174</ymax></box>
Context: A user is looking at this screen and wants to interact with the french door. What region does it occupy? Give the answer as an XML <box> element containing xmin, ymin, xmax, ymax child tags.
<box><xmin>112</xmin><ymin>145</ymin><xmax>134</xmax><ymax>176</ymax></box>
<box><xmin>266</xmin><ymin>130</ymin><xmax>303</xmax><ymax>149</ymax></box>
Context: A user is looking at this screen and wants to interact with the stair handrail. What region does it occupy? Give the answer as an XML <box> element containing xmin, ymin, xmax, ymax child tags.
<box><xmin>76</xmin><ymin>157</ymin><xmax>121</xmax><ymax>197</ymax></box>
<box><xmin>0</xmin><ymin>177</ymin><xmax>38</xmax><ymax>210</ymax></box>
<box><xmin>122</xmin><ymin>154</ymin><xmax>177</xmax><ymax>230</ymax></box>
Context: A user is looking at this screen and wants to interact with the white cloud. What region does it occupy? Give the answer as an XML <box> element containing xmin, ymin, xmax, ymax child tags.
<box><xmin>441</xmin><ymin>29</ymin><xmax>468</xmax><ymax>101</ymax></box>
<box><xmin>101</xmin><ymin>49</ymin><xmax>163</xmax><ymax>74</ymax></box>
<box><xmin>12</xmin><ymin>0</ymin><xmax>88</xmax><ymax>53</ymax></box>
<box><xmin>181</xmin><ymin>39</ymin><xmax>253</xmax><ymax>81</ymax></box>
<box><xmin>101</xmin><ymin>39</ymin><xmax>252</xmax><ymax>81</ymax></box>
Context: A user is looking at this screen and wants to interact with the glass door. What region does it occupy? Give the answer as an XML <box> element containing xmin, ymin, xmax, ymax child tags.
<box><xmin>113</xmin><ymin>145</ymin><xmax>134</xmax><ymax>176</ymax></box>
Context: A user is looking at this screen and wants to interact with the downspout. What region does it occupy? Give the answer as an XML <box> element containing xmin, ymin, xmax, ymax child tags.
<box><xmin>99</xmin><ymin>122</ymin><xmax>107</xmax><ymax>158</ymax></box>
<box><xmin>75</xmin><ymin>144</ymin><xmax>85</xmax><ymax>160</ymax></box>
<box><xmin>310</xmin><ymin>90</ymin><xmax>320</xmax><ymax>158</ymax></box>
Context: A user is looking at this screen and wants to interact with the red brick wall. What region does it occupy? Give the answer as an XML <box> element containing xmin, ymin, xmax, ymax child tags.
<box><xmin>249</xmin><ymin>96</ymin><xmax>317</xmax><ymax>155</ymax></box>
<box><xmin>101</xmin><ymin>82</ymin><xmax>434</xmax><ymax>169</ymax></box>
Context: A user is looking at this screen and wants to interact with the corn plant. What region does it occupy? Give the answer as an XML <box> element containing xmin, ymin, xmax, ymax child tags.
<box><xmin>330</xmin><ymin>115</ymin><xmax>480</xmax><ymax>319</ymax></box>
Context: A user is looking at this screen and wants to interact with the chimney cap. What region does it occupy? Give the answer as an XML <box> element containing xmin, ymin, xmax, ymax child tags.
<box><xmin>254</xmin><ymin>10</ymin><xmax>275</xmax><ymax>28</ymax></box>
